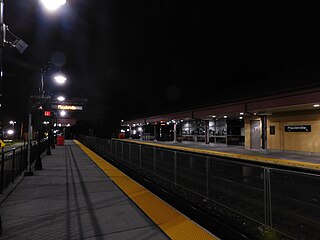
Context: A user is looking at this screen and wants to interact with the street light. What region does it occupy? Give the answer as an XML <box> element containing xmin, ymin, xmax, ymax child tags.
<box><xmin>54</xmin><ymin>74</ymin><xmax>67</xmax><ymax>85</ymax></box>
<box><xmin>60</xmin><ymin>110</ymin><xmax>66</xmax><ymax>117</ymax></box>
<box><xmin>57</xmin><ymin>95</ymin><xmax>65</xmax><ymax>102</ymax></box>
<box><xmin>39</xmin><ymin>0</ymin><xmax>66</xmax><ymax>11</ymax></box>
<box><xmin>9</xmin><ymin>120</ymin><xmax>16</xmax><ymax>127</ymax></box>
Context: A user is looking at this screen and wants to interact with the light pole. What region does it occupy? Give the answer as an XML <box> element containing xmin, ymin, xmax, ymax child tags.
<box><xmin>0</xmin><ymin>0</ymin><xmax>4</xmax><ymax>141</ymax></box>
<box><xmin>9</xmin><ymin>121</ymin><xmax>16</xmax><ymax>140</ymax></box>
<box><xmin>33</xmin><ymin>70</ymin><xmax>67</xmax><ymax>169</ymax></box>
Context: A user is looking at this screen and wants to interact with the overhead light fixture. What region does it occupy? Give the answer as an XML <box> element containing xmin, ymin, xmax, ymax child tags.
<box><xmin>57</xmin><ymin>96</ymin><xmax>65</xmax><ymax>101</ymax></box>
<box><xmin>54</xmin><ymin>74</ymin><xmax>67</xmax><ymax>85</ymax></box>
<box><xmin>313</xmin><ymin>104</ymin><xmax>320</xmax><ymax>108</ymax></box>
<box><xmin>40</xmin><ymin>0</ymin><xmax>66</xmax><ymax>11</ymax></box>
<box><xmin>224</xmin><ymin>115</ymin><xmax>227</xmax><ymax>118</ymax></box>
<box><xmin>60</xmin><ymin>110</ymin><xmax>66</xmax><ymax>117</ymax></box>
<box><xmin>240</xmin><ymin>112</ymin><xmax>244</xmax><ymax>115</ymax></box>
<box><xmin>212</xmin><ymin>115</ymin><xmax>216</xmax><ymax>118</ymax></box>
<box><xmin>7</xmin><ymin>129</ymin><xmax>14</xmax><ymax>135</ymax></box>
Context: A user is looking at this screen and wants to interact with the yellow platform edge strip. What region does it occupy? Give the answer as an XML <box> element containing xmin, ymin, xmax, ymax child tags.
<box><xmin>74</xmin><ymin>140</ymin><xmax>218</xmax><ymax>240</ymax></box>
<box><xmin>114</xmin><ymin>139</ymin><xmax>320</xmax><ymax>171</ymax></box>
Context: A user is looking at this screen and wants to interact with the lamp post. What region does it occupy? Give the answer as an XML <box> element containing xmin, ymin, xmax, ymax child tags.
<box><xmin>0</xmin><ymin>0</ymin><xmax>4</xmax><ymax>141</ymax></box>
<box><xmin>33</xmin><ymin>70</ymin><xmax>67</xmax><ymax>169</ymax></box>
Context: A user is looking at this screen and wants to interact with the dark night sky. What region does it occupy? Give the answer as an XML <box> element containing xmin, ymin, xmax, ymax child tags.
<box><xmin>3</xmin><ymin>1</ymin><xmax>320</xmax><ymax>136</ymax></box>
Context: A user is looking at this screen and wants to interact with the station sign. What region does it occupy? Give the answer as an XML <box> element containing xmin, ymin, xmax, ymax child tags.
<box><xmin>51</xmin><ymin>105</ymin><xmax>83</xmax><ymax>111</ymax></box>
<box><xmin>285</xmin><ymin>125</ymin><xmax>311</xmax><ymax>132</ymax></box>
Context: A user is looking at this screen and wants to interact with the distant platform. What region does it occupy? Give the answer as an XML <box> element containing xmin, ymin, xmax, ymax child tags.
<box><xmin>115</xmin><ymin>139</ymin><xmax>320</xmax><ymax>171</ymax></box>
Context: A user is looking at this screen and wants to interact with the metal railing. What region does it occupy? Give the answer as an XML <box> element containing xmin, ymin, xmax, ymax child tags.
<box><xmin>81</xmin><ymin>135</ymin><xmax>320</xmax><ymax>240</ymax></box>
<box><xmin>0</xmin><ymin>139</ymin><xmax>48</xmax><ymax>194</ymax></box>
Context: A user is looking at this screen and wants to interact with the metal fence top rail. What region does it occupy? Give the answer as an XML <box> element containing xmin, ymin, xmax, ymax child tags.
<box><xmin>111</xmin><ymin>138</ymin><xmax>320</xmax><ymax>172</ymax></box>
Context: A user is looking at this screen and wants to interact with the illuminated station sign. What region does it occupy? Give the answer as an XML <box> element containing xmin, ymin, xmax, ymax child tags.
<box><xmin>52</xmin><ymin>105</ymin><xmax>83</xmax><ymax>111</ymax></box>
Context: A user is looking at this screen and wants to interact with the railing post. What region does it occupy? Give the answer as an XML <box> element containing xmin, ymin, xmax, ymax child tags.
<box><xmin>206</xmin><ymin>156</ymin><xmax>210</xmax><ymax>197</ymax></box>
<box><xmin>139</xmin><ymin>145</ymin><xmax>142</xmax><ymax>169</ymax></box>
<box><xmin>0</xmin><ymin>148</ymin><xmax>4</xmax><ymax>194</ymax></box>
<box><xmin>12</xmin><ymin>149</ymin><xmax>15</xmax><ymax>183</ymax></box>
<box><xmin>174</xmin><ymin>151</ymin><xmax>177</xmax><ymax>184</ymax></box>
<box><xmin>153</xmin><ymin>147</ymin><xmax>156</xmax><ymax>174</ymax></box>
<box><xmin>264</xmin><ymin>167</ymin><xmax>272</xmax><ymax>227</ymax></box>
<box><xmin>129</xmin><ymin>143</ymin><xmax>132</xmax><ymax>165</ymax></box>
<box><xmin>121</xmin><ymin>142</ymin><xmax>124</xmax><ymax>160</ymax></box>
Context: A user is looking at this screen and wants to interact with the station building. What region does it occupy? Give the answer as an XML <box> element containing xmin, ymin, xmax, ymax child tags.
<box><xmin>122</xmin><ymin>66</ymin><xmax>320</xmax><ymax>155</ymax></box>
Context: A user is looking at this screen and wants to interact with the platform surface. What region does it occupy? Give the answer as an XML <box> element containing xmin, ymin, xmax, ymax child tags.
<box><xmin>0</xmin><ymin>140</ymin><xmax>217</xmax><ymax>240</ymax></box>
<box><xmin>0</xmin><ymin>141</ymin><xmax>169</xmax><ymax>240</ymax></box>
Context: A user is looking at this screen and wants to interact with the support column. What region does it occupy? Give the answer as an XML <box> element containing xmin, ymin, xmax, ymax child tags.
<box><xmin>129</xmin><ymin>125</ymin><xmax>132</xmax><ymax>139</ymax></box>
<box><xmin>261</xmin><ymin>115</ymin><xmax>268</xmax><ymax>151</ymax></box>
<box><xmin>0</xmin><ymin>1</ymin><xmax>4</xmax><ymax>142</ymax></box>
<box><xmin>204</xmin><ymin>120</ymin><xmax>209</xmax><ymax>144</ymax></box>
<box><xmin>173</xmin><ymin>123</ymin><xmax>177</xmax><ymax>143</ymax></box>
<box><xmin>153</xmin><ymin>124</ymin><xmax>157</xmax><ymax>141</ymax></box>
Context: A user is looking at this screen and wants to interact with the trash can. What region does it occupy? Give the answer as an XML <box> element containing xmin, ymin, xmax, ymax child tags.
<box><xmin>57</xmin><ymin>135</ymin><xmax>64</xmax><ymax>146</ymax></box>
<box><xmin>118</xmin><ymin>133</ymin><xmax>125</xmax><ymax>139</ymax></box>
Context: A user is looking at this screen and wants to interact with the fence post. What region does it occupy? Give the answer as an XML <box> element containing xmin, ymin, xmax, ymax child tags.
<box><xmin>129</xmin><ymin>143</ymin><xmax>132</xmax><ymax>165</ymax></box>
<box><xmin>121</xmin><ymin>142</ymin><xmax>124</xmax><ymax>160</ymax></box>
<box><xmin>0</xmin><ymin>148</ymin><xmax>4</xmax><ymax>194</ymax></box>
<box><xmin>139</xmin><ymin>145</ymin><xmax>142</xmax><ymax>169</ymax></box>
<box><xmin>264</xmin><ymin>167</ymin><xmax>272</xmax><ymax>227</ymax></box>
<box><xmin>174</xmin><ymin>151</ymin><xmax>177</xmax><ymax>184</ymax></box>
<box><xmin>206</xmin><ymin>156</ymin><xmax>210</xmax><ymax>197</ymax></box>
<box><xmin>12</xmin><ymin>149</ymin><xmax>15</xmax><ymax>183</ymax></box>
<box><xmin>153</xmin><ymin>147</ymin><xmax>156</xmax><ymax>174</ymax></box>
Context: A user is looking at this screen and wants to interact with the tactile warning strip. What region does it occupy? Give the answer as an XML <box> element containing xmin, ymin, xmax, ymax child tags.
<box><xmin>74</xmin><ymin>140</ymin><xmax>218</xmax><ymax>240</ymax></box>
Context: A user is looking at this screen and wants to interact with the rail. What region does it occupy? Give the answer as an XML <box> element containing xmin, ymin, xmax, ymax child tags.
<box><xmin>0</xmin><ymin>139</ymin><xmax>48</xmax><ymax>194</ymax></box>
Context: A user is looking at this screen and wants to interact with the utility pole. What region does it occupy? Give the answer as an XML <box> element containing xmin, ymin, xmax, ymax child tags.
<box><xmin>0</xmin><ymin>0</ymin><xmax>4</xmax><ymax>141</ymax></box>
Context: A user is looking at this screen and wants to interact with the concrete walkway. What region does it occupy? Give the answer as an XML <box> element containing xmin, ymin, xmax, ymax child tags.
<box><xmin>0</xmin><ymin>141</ymin><xmax>168</xmax><ymax>240</ymax></box>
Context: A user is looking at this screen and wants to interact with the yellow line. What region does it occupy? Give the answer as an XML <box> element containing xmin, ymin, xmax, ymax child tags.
<box><xmin>114</xmin><ymin>139</ymin><xmax>320</xmax><ymax>171</ymax></box>
<box><xmin>74</xmin><ymin>140</ymin><xmax>218</xmax><ymax>240</ymax></box>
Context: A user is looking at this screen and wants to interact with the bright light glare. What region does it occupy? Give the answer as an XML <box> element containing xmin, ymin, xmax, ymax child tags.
<box><xmin>40</xmin><ymin>0</ymin><xmax>66</xmax><ymax>11</ymax></box>
<box><xmin>7</xmin><ymin>130</ymin><xmax>14</xmax><ymax>135</ymax></box>
<box><xmin>138</xmin><ymin>127</ymin><xmax>143</xmax><ymax>132</ymax></box>
<box><xmin>60</xmin><ymin>110</ymin><xmax>66</xmax><ymax>117</ymax></box>
<box><xmin>54</xmin><ymin>74</ymin><xmax>67</xmax><ymax>85</ymax></box>
<box><xmin>57</xmin><ymin>96</ymin><xmax>65</xmax><ymax>101</ymax></box>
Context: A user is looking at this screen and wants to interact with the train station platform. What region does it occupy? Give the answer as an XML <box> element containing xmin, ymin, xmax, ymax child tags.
<box><xmin>118</xmin><ymin>139</ymin><xmax>320</xmax><ymax>171</ymax></box>
<box><xmin>0</xmin><ymin>140</ymin><xmax>217</xmax><ymax>240</ymax></box>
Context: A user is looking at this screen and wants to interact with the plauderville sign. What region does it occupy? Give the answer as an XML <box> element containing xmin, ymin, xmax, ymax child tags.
<box><xmin>52</xmin><ymin>105</ymin><xmax>83</xmax><ymax>111</ymax></box>
<box><xmin>285</xmin><ymin>125</ymin><xmax>311</xmax><ymax>132</ymax></box>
